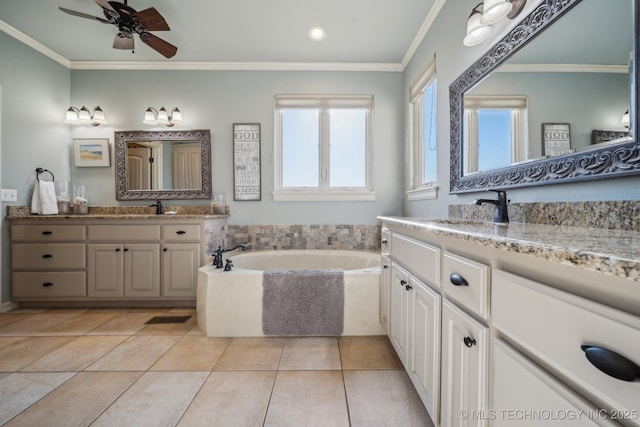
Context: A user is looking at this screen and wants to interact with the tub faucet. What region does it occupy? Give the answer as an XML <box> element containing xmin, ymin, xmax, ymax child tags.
<box><xmin>473</xmin><ymin>190</ymin><xmax>509</xmax><ymax>223</ymax></box>
<box><xmin>149</xmin><ymin>200</ymin><xmax>163</xmax><ymax>215</ymax></box>
<box><xmin>213</xmin><ymin>244</ymin><xmax>249</xmax><ymax>269</ymax></box>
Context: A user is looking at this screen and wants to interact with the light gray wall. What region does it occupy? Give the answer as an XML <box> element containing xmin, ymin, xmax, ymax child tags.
<box><xmin>69</xmin><ymin>69</ymin><xmax>404</xmax><ymax>225</ymax></box>
<box><xmin>0</xmin><ymin>32</ymin><xmax>71</xmax><ymax>302</ymax></box>
<box><xmin>402</xmin><ymin>0</ymin><xmax>640</xmax><ymax>219</ymax></box>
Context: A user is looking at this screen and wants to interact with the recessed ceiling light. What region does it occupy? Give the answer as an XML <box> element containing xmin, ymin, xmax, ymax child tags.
<box><xmin>308</xmin><ymin>26</ymin><xmax>327</xmax><ymax>41</ymax></box>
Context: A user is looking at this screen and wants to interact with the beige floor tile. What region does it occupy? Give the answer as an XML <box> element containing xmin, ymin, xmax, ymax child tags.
<box><xmin>21</xmin><ymin>336</ymin><xmax>129</xmax><ymax>372</ymax></box>
<box><xmin>214</xmin><ymin>337</ymin><xmax>284</xmax><ymax>371</ymax></box>
<box><xmin>0</xmin><ymin>372</ymin><xmax>76</xmax><ymax>425</ymax></box>
<box><xmin>0</xmin><ymin>337</ymin><xmax>75</xmax><ymax>372</ymax></box>
<box><xmin>137</xmin><ymin>314</ymin><xmax>197</xmax><ymax>336</ymax></box>
<box><xmin>343</xmin><ymin>370</ymin><xmax>433</xmax><ymax>427</ymax></box>
<box><xmin>178</xmin><ymin>371</ymin><xmax>276</xmax><ymax>427</ymax></box>
<box><xmin>91</xmin><ymin>371</ymin><xmax>208</xmax><ymax>427</ymax></box>
<box><xmin>3</xmin><ymin>371</ymin><xmax>142</xmax><ymax>427</ymax></box>
<box><xmin>85</xmin><ymin>311</ymin><xmax>162</xmax><ymax>335</ymax></box>
<box><xmin>0</xmin><ymin>314</ymin><xmax>33</xmax><ymax>329</ymax></box>
<box><xmin>0</xmin><ymin>337</ymin><xmax>27</xmax><ymax>351</ymax></box>
<box><xmin>85</xmin><ymin>335</ymin><xmax>180</xmax><ymax>371</ymax></box>
<box><xmin>151</xmin><ymin>336</ymin><xmax>231</xmax><ymax>371</ymax></box>
<box><xmin>0</xmin><ymin>310</ymin><xmax>86</xmax><ymax>336</ymax></box>
<box><xmin>264</xmin><ymin>370</ymin><xmax>349</xmax><ymax>427</ymax></box>
<box><xmin>279</xmin><ymin>337</ymin><xmax>342</xmax><ymax>370</ymax></box>
<box><xmin>339</xmin><ymin>335</ymin><xmax>403</xmax><ymax>370</ymax></box>
<box><xmin>35</xmin><ymin>311</ymin><xmax>122</xmax><ymax>336</ymax></box>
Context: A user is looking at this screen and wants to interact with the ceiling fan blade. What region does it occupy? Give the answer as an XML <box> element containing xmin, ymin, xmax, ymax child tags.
<box><xmin>133</xmin><ymin>8</ymin><xmax>170</xmax><ymax>31</ymax></box>
<box><xmin>139</xmin><ymin>32</ymin><xmax>177</xmax><ymax>58</ymax></box>
<box><xmin>113</xmin><ymin>32</ymin><xmax>134</xmax><ymax>50</ymax></box>
<box><xmin>58</xmin><ymin>7</ymin><xmax>111</xmax><ymax>24</ymax></box>
<box><xmin>93</xmin><ymin>0</ymin><xmax>117</xmax><ymax>13</ymax></box>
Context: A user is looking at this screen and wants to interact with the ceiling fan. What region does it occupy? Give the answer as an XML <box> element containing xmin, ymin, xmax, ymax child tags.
<box><xmin>59</xmin><ymin>0</ymin><xmax>177</xmax><ymax>58</ymax></box>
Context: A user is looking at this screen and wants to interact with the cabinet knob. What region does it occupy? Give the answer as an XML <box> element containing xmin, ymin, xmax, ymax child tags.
<box><xmin>42</xmin><ymin>254</ymin><xmax>53</xmax><ymax>259</ymax></box>
<box><xmin>42</xmin><ymin>282</ymin><xmax>53</xmax><ymax>287</ymax></box>
<box><xmin>381</xmin><ymin>238</ymin><xmax>388</xmax><ymax>244</ymax></box>
<box><xmin>581</xmin><ymin>345</ymin><xmax>640</xmax><ymax>381</ymax></box>
<box><xmin>42</xmin><ymin>231</ymin><xmax>53</xmax><ymax>235</ymax></box>
<box><xmin>383</xmin><ymin>264</ymin><xmax>389</xmax><ymax>269</ymax></box>
<box><xmin>176</xmin><ymin>230</ymin><xmax>186</xmax><ymax>235</ymax></box>
<box><xmin>123</xmin><ymin>248</ymin><xmax>129</xmax><ymax>252</ymax></box>
<box><xmin>163</xmin><ymin>248</ymin><xmax>168</xmax><ymax>252</ymax></box>
<box><xmin>405</xmin><ymin>284</ymin><xmax>413</xmax><ymax>291</ymax></box>
<box><xmin>115</xmin><ymin>248</ymin><xmax>121</xmax><ymax>252</ymax></box>
<box><xmin>400</xmin><ymin>279</ymin><xmax>407</xmax><ymax>286</ymax></box>
<box><xmin>463</xmin><ymin>336</ymin><xmax>476</xmax><ymax>347</ymax></box>
<box><xmin>450</xmin><ymin>273</ymin><xmax>469</xmax><ymax>287</ymax></box>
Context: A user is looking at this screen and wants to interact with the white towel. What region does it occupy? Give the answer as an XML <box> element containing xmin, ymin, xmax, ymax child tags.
<box><xmin>31</xmin><ymin>181</ymin><xmax>58</xmax><ymax>215</ymax></box>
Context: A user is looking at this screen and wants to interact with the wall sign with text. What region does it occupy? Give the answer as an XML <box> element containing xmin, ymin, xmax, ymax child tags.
<box><xmin>233</xmin><ymin>123</ymin><xmax>261</xmax><ymax>201</ymax></box>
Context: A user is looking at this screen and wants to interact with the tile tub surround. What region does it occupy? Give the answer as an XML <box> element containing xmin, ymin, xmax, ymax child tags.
<box><xmin>378</xmin><ymin>216</ymin><xmax>640</xmax><ymax>282</ymax></box>
<box><xmin>226</xmin><ymin>224</ymin><xmax>381</xmax><ymax>251</ymax></box>
<box><xmin>449</xmin><ymin>200</ymin><xmax>640</xmax><ymax>231</ymax></box>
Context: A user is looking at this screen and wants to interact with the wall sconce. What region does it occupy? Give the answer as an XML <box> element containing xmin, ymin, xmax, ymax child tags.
<box><xmin>621</xmin><ymin>110</ymin><xmax>630</xmax><ymax>128</ymax></box>
<box><xmin>463</xmin><ymin>0</ymin><xmax>527</xmax><ymax>47</ymax></box>
<box><xmin>64</xmin><ymin>106</ymin><xmax>107</xmax><ymax>126</ymax></box>
<box><xmin>143</xmin><ymin>107</ymin><xmax>183</xmax><ymax>127</ymax></box>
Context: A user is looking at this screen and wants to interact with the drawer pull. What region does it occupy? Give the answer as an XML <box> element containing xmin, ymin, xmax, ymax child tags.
<box><xmin>400</xmin><ymin>279</ymin><xmax>407</xmax><ymax>286</ymax></box>
<box><xmin>115</xmin><ymin>248</ymin><xmax>121</xmax><ymax>252</ymax></box>
<box><xmin>42</xmin><ymin>282</ymin><xmax>54</xmax><ymax>287</ymax></box>
<box><xmin>581</xmin><ymin>345</ymin><xmax>640</xmax><ymax>382</ymax></box>
<box><xmin>464</xmin><ymin>336</ymin><xmax>476</xmax><ymax>347</ymax></box>
<box><xmin>405</xmin><ymin>284</ymin><xmax>413</xmax><ymax>291</ymax></box>
<box><xmin>450</xmin><ymin>273</ymin><xmax>469</xmax><ymax>287</ymax></box>
<box><xmin>42</xmin><ymin>231</ymin><xmax>53</xmax><ymax>235</ymax></box>
<box><xmin>42</xmin><ymin>254</ymin><xmax>53</xmax><ymax>259</ymax></box>
<box><xmin>176</xmin><ymin>230</ymin><xmax>187</xmax><ymax>235</ymax></box>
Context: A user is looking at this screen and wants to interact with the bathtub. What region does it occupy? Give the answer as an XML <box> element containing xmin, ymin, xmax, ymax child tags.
<box><xmin>196</xmin><ymin>250</ymin><xmax>384</xmax><ymax>337</ymax></box>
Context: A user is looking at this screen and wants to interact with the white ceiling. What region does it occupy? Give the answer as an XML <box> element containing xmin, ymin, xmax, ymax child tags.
<box><xmin>0</xmin><ymin>0</ymin><xmax>442</xmax><ymax>69</ymax></box>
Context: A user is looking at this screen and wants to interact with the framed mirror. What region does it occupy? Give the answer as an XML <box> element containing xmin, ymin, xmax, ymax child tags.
<box><xmin>450</xmin><ymin>0</ymin><xmax>639</xmax><ymax>193</ymax></box>
<box><xmin>114</xmin><ymin>129</ymin><xmax>212</xmax><ymax>200</ymax></box>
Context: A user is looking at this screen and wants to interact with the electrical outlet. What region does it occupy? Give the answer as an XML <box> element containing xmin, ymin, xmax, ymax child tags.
<box><xmin>1</xmin><ymin>189</ymin><xmax>17</xmax><ymax>202</ymax></box>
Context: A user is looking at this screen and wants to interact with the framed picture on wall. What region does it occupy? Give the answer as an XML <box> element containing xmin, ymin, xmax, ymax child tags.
<box><xmin>233</xmin><ymin>123</ymin><xmax>261</xmax><ymax>201</ymax></box>
<box><xmin>74</xmin><ymin>138</ymin><xmax>110</xmax><ymax>167</ymax></box>
<box><xmin>542</xmin><ymin>123</ymin><xmax>573</xmax><ymax>157</ymax></box>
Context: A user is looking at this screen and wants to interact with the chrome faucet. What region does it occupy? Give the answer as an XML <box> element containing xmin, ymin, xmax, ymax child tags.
<box><xmin>212</xmin><ymin>244</ymin><xmax>249</xmax><ymax>269</ymax></box>
<box><xmin>149</xmin><ymin>200</ymin><xmax>164</xmax><ymax>215</ymax></box>
<box><xmin>473</xmin><ymin>190</ymin><xmax>509</xmax><ymax>223</ymax></box>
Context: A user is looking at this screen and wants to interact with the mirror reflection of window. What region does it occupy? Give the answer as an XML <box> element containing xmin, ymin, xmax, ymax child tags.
<box><xmin>463</xmin><ymin>96</ymin><xmax>528</xmax><ymax>174</ymax></box>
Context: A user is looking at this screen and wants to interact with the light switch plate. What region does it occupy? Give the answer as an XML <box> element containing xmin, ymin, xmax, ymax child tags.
<box><xmin>1</xmin><ymin>189</ymin><xmax>17</xmax><ymax>202</ymax></box>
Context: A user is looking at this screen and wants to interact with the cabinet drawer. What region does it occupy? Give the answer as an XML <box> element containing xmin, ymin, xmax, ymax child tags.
<box><xmin>12</xmin><ymin>243</ymin><xmax>86</xmax><ymax>270</ymax></box>
<box><xmin>391</xmin><ymin>234</ymin><xmax>440</xmax><ymax>288</ymax></box>
<box><xmin>381</xmin><ymin>228</ymin><xmax>391</xmax><ymax>254</ymax></box>
<box><xmin>88</xmin><ymin>225</ymin><xmax>161</xmax><ymax>241</ymax></box>
<box><xmin>493</xmin><ymin>270</ymin><xmax>640</xmax><ymax>420</ymax></box>
<box><xmin>442</xmin><ymin>251</ymin><xmax>490</xmax><ymax>319</ymax></box>
<box><xmin>12</xmin><ymin>224</ymin><xmax>86</xmax><ymax>242</ymax></box>
<box><xmin>12</xmin><ymin>272</ymin><xmax>86</xmax><ymax>297</ymax></box>
<box><xmin>163</xmin><ymin>224</ymin><xmax>201</xmax><ymax>241</ymax></box>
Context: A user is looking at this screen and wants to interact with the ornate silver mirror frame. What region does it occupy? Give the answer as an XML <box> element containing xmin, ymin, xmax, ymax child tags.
<box><xmin>115</xmin><ymin>129</ymin><xmax>212</xmax><ymax>200</ymax></box>
<box><xmin>449</xmin><ymin>0</ymin><xmax>639</xmax><ymax>193</ymax></box>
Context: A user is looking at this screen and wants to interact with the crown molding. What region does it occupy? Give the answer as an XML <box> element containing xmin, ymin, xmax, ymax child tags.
<box><xmin>69</xmin><ymin>61</ymin><xmax>403</xmax><ymax>72</ymax></box>
<box><xmin>400</xmin><ymin>0</ymin><xmax>447</xmax><ymax>71</ymax></box>
<box><xmin>0</xmin><ymin>19</ymin><xmax>70</xmax><ymax>68</ymax></box>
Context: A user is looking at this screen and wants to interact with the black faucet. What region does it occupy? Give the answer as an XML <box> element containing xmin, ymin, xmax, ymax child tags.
<box><xmin>149</xmin><ymin>200</ymin><xmax>163</xmax><ymax>215</ymax></box>
<box><xmin>212</xmin><ymin>244</ymin><xmax>249</xmax><ymax>269</ymax></box>
<box><xmin>473</xmin><ymin>190</ymin><xmax>509</xmax><ymax>223</ymax></box>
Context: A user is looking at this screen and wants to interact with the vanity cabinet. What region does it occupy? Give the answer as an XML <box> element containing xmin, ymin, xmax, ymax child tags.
<box><xmin>380</xmin><ymin>253</ymin><xmax>391</xmax><ymax>333</ymax></box>
<box><xmin>162</xmin><ymin>243</ymin><xmax>200</xmax><ymax>297</ymax></box>
<box><xmin>389</xmin><ymin>262</ymin><xmax>411</xmax><ymax>363</ymax></box>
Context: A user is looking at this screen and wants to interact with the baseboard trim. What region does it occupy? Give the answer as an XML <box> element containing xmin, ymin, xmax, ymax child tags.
<box><xmin>0</xmin><ymin>301</ymin><xmax>19</xmax><ymax>313</ymax></box>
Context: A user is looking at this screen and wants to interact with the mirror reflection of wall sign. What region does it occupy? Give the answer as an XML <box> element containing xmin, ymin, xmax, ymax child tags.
<box><xmin>233</xmin><ymin>123</ymin><xmax>261</xmax><ymax>201</ymax></box>
<box><xmin>542</xmin><ymin>123</ymin><xmax>572</xmax><ymax>157</ymax></box>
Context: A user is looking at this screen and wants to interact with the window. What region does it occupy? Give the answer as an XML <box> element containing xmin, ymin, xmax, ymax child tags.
<box><xmin>274</xmin><ymin>95</ymin><xmax>374</xmax><ymax>201</ymax></box>
<box><xmin>408</xmin><ymin>55</ymin><xmax>438</xmax><ymax>200</ymax></box>
<box><xmin>463</xmin><ymin>96</ymin><xmax>528</xmax><ymax>174</ymax></box>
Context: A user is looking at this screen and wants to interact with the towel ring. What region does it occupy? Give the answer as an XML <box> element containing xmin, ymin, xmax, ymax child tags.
<box><xmin>35</xmin><ymin>168</ymin><xmax>55</xmax><ymax>182</ymax></box>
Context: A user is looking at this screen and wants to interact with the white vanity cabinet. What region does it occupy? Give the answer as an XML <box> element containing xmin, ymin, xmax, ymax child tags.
<box><xmin>390</xmin><ymin>262</ymin><xmax>411</xmax><ymax>363</ymax></box>
<box><xmin>380</xmin><ymin>253</ymin><xmax>391</xmax><ymax>333</ymax></box>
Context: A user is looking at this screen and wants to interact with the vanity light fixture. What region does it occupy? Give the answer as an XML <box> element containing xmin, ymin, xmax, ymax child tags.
<box><xmin>143</xmin><ymin>107</ymin><xmax>183</xmax><ymax>127</ymax></box>
<box><xmin>64</xmin><ymin>106</ymin><xmax>107</xmax><ymax>126</ymax></box>
<box><xmin>463</xmin><ymin>0</ymin><xmax>527</xmax><ymax>47</ymax></box>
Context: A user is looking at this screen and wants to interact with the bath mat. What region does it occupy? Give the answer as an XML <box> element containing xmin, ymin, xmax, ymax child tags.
<box><xmin>145</xmin><ymin>316</ymin><xmax>192</xmax><ymax>324</ymax></box>
<box><xmin>262</xmin><ymin>269</ymin><xmax>344</xmax><ymax>336</ymax></box>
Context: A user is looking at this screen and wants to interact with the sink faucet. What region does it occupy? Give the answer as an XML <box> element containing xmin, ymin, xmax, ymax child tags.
<box><xmin>212</xmin><ymin>244</ymin><xmax>249</xmax><ymax>269</ymax></box>
<box><xmin>149</xmin><ymin>200</ymin><xmax>163</xmax><ymax>215</ymax></box>
<box><xmin>473</xmin><ymin>190</ymin><xmax>509</xmax><ymax>223</ymax></box>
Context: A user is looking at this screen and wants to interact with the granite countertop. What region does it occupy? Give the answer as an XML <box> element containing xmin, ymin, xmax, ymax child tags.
<box><xmin>378</xmin><ymin>216</ymin><xmax>640</xmax><ymax>282</ymax></box>
<box><xmin>6</xmin><ymin>205</ymin><xmax>228</xmax><ymax>220</ymax></box>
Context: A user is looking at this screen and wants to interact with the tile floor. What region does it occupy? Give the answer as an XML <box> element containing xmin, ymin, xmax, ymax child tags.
<box><xmin>0</xmin><ymin>308</ymin><xmax>433</xmax><ymax>427</ymax></box>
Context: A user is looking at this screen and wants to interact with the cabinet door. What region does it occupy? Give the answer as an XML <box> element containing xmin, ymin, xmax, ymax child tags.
<box><xmin>390</xmin><ymin>262</ymin><xmax>411</xmax><ymax>366</ymax></box>
<box><xmin>492</xmin><ymin>339</ymin><xmax>617</xmax><ymax>427</ymax></box>
<box><xmin>409</xmin><ymin>276</ymin><xmax>441</xmax><ymax>424</ymax></box>
<box><xmin>162</xmin><ymin>243</ymin><xmax>200</xmax><ymax>297</ymax></box>
<box><xmin>88</xmin><ymin>244</ymin><xmax>123</xmax><ymax>297</ymax></box>
<box><xmin>380</xmin><ymin>254</ymin><xmax>392</xmax><ymax>333</ymax></box>
<box><xmin>124</xmin><ymin>244</ymin><xmax>160</xmax><ymax>297</ymax></box>
<box><xmin>441</xmin><ymin>300</ymin><xmax>489</xmax><ymax>427</ymax></box>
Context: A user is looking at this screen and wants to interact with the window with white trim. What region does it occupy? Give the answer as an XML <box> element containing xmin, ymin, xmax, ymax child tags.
<box><xmin>274</xmin><ymin>95</ymin><xmax>374</xmax><ymax>201</ymax></box>
<box><xmin>408</xmin><ymin>55</ymin><xmax>438</xmax><ymax>200</ymax></box>
<box><xmin>463</xmin><ymin>95</ymin><xmax>528</xmax><ymax>174</ymax></box>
